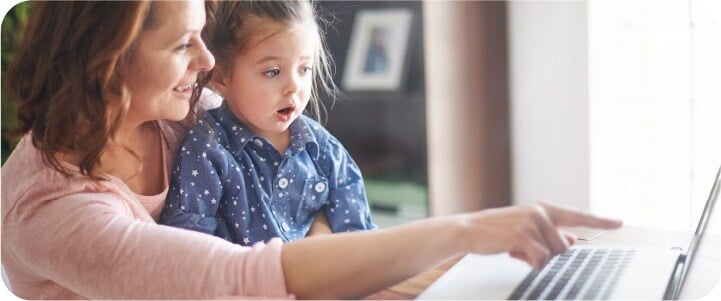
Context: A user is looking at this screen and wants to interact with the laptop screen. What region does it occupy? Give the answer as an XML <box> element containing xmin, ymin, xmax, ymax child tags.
<box><xmin>674</xmin><ymin>165</ymin><xmax>721</xmax><ymax>298</ymax></box>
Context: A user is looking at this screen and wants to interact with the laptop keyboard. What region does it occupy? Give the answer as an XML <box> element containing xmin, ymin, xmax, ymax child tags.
<box><xmin>508</xmin><ymin>248</ymin><xmax>636</xmax><ymax>300</ymax></box>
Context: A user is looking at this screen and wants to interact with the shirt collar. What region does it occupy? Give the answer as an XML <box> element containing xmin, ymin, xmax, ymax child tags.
<box><xmin>215</xmin><ymin>102</ymin><xmax>319</xmax><ymax>159</ymax></box>
<box><xmin>288</xmin><ymin>115</ymin><xmax>320</xmax><ymax>159</ymax></box>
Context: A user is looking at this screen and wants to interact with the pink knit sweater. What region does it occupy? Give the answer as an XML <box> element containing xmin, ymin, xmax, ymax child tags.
<box><xmin>1</xmin><ymin>120</ymin><xmax>291</xmax><ymax>299</ymax></box>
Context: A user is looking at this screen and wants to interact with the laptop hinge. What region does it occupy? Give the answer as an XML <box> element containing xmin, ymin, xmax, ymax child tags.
<box><xmin>663</xmin><ymin>253</ymin><xmax>687</xmax><ymax>300</ymax></box>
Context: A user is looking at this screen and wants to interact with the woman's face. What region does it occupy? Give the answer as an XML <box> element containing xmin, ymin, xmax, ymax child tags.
<box><xmin>122</xmin><ymin>0</ymin><xmax>215</xmax><ymax>124</ymax></box>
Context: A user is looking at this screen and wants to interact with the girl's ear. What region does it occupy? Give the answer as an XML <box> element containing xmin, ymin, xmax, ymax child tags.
<box><xmin>210</xmin><ymin>68</ymin><xmax>229</xmax><ymax>97</ymax></box>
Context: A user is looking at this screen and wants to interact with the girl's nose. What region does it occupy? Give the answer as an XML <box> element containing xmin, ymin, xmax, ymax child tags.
<box><xmin>283</xmin><ymin>73</ymin><xmax>301</xmax><ymax>95</ymax></box>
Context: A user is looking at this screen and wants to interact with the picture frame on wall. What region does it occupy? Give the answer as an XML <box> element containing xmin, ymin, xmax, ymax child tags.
<box><xmin>342</xmin><ymin>8</ymin><xmax>413</xmax><ymax>91</ymax></box>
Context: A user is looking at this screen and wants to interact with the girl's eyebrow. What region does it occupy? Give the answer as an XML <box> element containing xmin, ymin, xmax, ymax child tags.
<box><xmin>256</xmin><ymin>56</ymin><xmax>283</xmax><ymax>64</ymax></box>
<box><xmin>256</xmin><ymin>55</ymin><xmax>313</xmax><ymax>64</ymax></box>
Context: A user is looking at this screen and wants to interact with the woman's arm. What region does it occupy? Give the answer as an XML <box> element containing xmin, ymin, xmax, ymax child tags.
<box><xmin>4</xmin><ymin>192</ymin><xmax>289</xmax><ymax>299</ymax></box>
<box><xmin>282</xmin><ymin>203</ymin><xmax>622</xmax><ymax>299</ymax></box>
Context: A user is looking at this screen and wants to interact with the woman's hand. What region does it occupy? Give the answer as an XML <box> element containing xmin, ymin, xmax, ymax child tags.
<box><xmin>457</xmin><ymin>202</ymin><xmax>622</xmax><ymax>268</ymax></box>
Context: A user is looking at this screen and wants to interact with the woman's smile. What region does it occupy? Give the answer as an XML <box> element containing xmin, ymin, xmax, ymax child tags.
<box><xmin>172</xmin><ymin>83</ymin><xmax>196</xmax><ymax>98</ymax></box>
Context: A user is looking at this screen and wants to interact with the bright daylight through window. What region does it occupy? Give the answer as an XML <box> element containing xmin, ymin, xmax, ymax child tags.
<box><xmin>589</xmin><ymin>0</ymin><xmax>721</xmax><ymax>230</ymax></box>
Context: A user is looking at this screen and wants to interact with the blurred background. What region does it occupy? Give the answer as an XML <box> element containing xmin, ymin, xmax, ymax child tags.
<box><xmin>2</xmin><ymin>1</ymin><xmax>720</xmax><ymax>230</ymax></box>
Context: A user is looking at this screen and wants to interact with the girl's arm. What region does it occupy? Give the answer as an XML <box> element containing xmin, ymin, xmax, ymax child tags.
<box><xmin>282</xmin><ymin>203</ymin><xmax>622</xmax><ymax>299</ymax></box>
<box><xmin>306</xmin><ymin>211</ymin><xmax>333</xmax><ymax>236</ymax></box>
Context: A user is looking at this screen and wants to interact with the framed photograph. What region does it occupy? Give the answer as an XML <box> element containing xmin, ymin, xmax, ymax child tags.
<box><xmin>342</xmin><ymin>8</ymin><xmax>413</xmax><ymax>91</ymax></box>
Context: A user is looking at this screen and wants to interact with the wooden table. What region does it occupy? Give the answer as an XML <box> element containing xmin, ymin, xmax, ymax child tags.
<box><xmin>365</xmin><ymin>225</ymin><xmax>720</xmax><ymax>299</ymax></box>
<box><xmin>364</xmin><ymin>255</ymin><xmax>463</xmax><ymax>300</ymax></box>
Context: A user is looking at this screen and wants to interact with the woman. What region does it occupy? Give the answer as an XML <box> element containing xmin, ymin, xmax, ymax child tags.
<box><xmin>1</xmin><ymin>1</ymin><xmax>621</xmax><ymax>299</ymax></box>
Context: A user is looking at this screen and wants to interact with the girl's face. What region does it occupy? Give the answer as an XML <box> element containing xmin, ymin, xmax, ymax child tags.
<box><xmin>215</xmin><ymin>20</ymin><xmax>318</xmax><ymax>141</ymax></box>
<box><xmin>122</xmin><ymin>0</ymin><xmax>215</xmax><ymax>125</ymax></box>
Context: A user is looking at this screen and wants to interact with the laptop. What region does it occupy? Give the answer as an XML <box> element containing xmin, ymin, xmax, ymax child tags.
<box><xmin>418</xmin><ymin>165</ymin><xmax>721</xmax><ymax>300</ymax></box>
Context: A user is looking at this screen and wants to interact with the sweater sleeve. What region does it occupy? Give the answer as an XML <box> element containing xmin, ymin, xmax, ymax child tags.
<box><xmin>3</xmin><ymin>190</ymin><xmax>290</xmax><ymax>299</ymax></box>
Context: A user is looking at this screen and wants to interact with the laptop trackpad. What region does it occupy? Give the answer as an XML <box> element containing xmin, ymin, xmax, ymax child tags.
<box><xmin>418</xmin><ymin>253</ymin><xmax>532</xmax><ymax>299</ymax></box>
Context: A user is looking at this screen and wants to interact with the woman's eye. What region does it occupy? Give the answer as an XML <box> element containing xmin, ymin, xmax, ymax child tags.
<box><xmin>264</xmin><ymin>69</ymin><xmax>280</xmax><ymax>78</ymax></box>
<box><xmin>175</xmin><ymin>43</ymin><xmax>191</xmax><ymax>51</ymax></box>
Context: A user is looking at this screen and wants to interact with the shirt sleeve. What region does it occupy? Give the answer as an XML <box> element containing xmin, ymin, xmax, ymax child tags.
<box><xmin>320</xmin><ymin>135</ymin><xmax>378</xmax><ymax>232</ymax></box>
<box><xmin>159</xmin><ymin>126</ymin><xmax>227</xmax><ymax>236</ymax></box>
<box><xmin>162</xmin><ymin>122</ymin><xmax>248</xmax><ymax>242</ymax></box>
<box><xmin>3</xmin><ymin>190</ymin><xmax>290</xmax><ymax>299</ymax></box>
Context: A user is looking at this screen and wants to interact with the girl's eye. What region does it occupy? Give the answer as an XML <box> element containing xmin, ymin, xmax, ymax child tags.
<box><xmin>300</xmin><ymin>67</ymin><xmax>313</xmax><ymax>75</ymax></box>
<box><xmin>264</xmin><ymin>69</ymin><xmax>280</xmax><ymax>78</ymax></box>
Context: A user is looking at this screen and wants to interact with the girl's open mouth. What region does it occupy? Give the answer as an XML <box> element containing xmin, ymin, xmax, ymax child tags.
<box><xmin>276</xmin><ymin>106</ymin><xmax>295</xmax><ymax>122</ymax></box>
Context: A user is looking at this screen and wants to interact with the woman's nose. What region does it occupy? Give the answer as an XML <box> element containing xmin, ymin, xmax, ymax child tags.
<box><xmin>193</xmin><ymin>41</ymin><xmax>215</xmax><ymax>72</ymax></box>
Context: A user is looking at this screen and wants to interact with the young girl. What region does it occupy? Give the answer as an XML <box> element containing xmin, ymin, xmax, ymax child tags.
<box><xmin>158</xmin><ymin>0</ymin><xmax>376</xmax><ymax>245</ymax></box>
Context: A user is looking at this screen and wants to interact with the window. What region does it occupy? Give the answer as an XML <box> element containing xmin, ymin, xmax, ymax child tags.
<box><xmin>589</xmin><ymin>0</ymin><xmax>721</xmax><ymax>229</ymax></box>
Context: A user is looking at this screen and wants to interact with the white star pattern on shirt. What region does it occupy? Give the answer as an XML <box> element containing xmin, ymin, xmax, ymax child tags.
<box><xmin>162</xmin><ymin>112</ymin><xmax>376</xmax><ymax>245</ymax></box>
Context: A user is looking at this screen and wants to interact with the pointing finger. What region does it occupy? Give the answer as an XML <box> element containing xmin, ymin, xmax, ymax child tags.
<box><xmin>542</xmin><ymin>204</ymin><xmax>623</xmax><ymax>229</ymax></box>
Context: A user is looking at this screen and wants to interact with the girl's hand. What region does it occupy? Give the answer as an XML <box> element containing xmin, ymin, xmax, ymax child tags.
<box><xmin>307</xmin><ymin>211</ymin><xmax>333</xmax><ymax>236</ymax></box>
<box><xmin>457</xmin><ymin>203</ymin><xmax>622</xmax><ymax>268</ymax></box>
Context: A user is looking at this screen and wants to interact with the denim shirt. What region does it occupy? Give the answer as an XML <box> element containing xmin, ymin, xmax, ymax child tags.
<box><xmin>159</xmin><ymin>102</ymin><xmax>376</xmax><ymax>245</ymax></box>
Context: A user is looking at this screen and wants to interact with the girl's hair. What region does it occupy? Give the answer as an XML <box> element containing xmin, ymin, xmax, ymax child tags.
<box><xmin>204</xmin><ymin>0</ymin><xmax>339</xmax><ymax>121</ymax></box>
<box><xmin>5</xmin><ymin>1</ymin><xmax>209</xmax><ymax>179</ymax></box>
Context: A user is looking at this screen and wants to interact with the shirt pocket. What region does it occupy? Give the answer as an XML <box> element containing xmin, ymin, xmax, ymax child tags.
<box><xmin>293</xmin><ymin>177</ymin><xmax>329</xmax><ymax>223</ymax></box>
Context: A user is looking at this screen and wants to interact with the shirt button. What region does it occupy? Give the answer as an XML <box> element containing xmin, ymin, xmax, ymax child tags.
<box><xmin>281</xmin><ymin>221</ymin><xmax>290</xmax><ymax>232</ymax></box>
<box><xmin>254</xmin><ymin>138</ymin><xmax>263</xmax><ymax>147</ymax></box>
<box><xmin>314</xmin><ymin>182</ymin><xmax>326</xmax><ymax>192</ymax></box>
<box><xmin>278</xmin><ymin>178</ymin><xmax>289</xmax><ymax>189</ymax></box>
